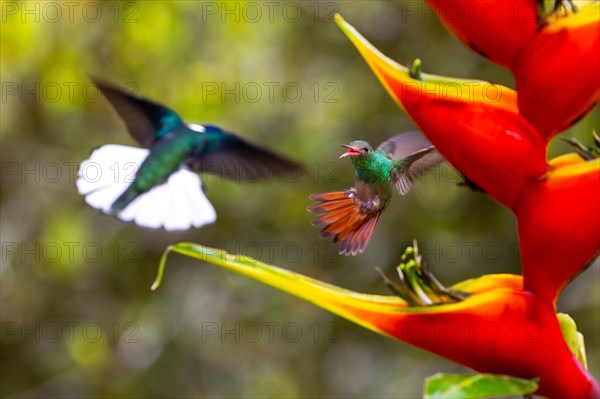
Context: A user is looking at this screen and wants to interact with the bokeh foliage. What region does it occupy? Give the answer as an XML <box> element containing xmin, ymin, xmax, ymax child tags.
<box><xmin>1</xmin><ymin>1</ymin><xmax>598</xmax><ymax>397</ymax></box>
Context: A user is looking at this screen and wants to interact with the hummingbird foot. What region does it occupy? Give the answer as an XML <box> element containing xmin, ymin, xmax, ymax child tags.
<box><xmin>358</xmin><ymin>203</ymin><xmax>373</xmax><ymax>213</ymax></box>
<box><xmin>357</xmin><ymin>197</ymin><xmax>381</xmax><ymax>214</ymax></box>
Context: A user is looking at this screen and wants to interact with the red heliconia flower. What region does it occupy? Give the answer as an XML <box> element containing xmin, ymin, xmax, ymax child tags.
<box><xmin>154</xmin><ymin>243</ymin><xmax>600</xmax><ymax>398</ymax></box>
<box><xmin>334</xmin><ymin>15</ymin><xmax>599</xmax><ymax>304</ymax></box>
<box><xmin>514</xmin><ymin>5</ymin><xmax>600</xmax><ymax>138</ymax></box>
<box><xmin>424</xmin><ymin>0</ymin><xmax>538</xmax><ymax>68</ymax></box>
<box><xmin>425</xmin><ymin>1</ymin><xmax>600</xmax><ymax>140</ymax></box>
<box><xmin>516</xmin><ymin>154</ymin><xmax>600</xmax><ymax>304</ymax></box>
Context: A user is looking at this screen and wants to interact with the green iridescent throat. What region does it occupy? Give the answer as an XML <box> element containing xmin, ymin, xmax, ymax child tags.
<box><xmin>352</xmin><ymin>151</ymin><xmax>394</xmax><ymax>185</ymax></box>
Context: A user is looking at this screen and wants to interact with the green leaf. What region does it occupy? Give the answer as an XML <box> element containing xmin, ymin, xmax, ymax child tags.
<box><xmin>557</xmin><ymin>313</ymin><xmax>588</xmax><ymax>369</ymax></box>
<box><xmin>424</xmin><ymin>373</ymin><xmax>539</xmax><ymax>399</ymax></box>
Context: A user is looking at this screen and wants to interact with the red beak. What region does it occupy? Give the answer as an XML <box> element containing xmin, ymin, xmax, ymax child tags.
<box><xmin>340</xmin><ymin>144</ymin><xmax>362</xmax><ymax>159</ymax></box>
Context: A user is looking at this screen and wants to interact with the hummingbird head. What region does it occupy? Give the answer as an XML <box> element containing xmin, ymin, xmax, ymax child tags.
<box><xmin>340</xmin><ymin>140</ymin><xmax>373</xmax><ymax>159</ymax></box>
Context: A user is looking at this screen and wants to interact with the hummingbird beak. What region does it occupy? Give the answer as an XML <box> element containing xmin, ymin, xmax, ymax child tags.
<box><xmin>339</xmin><ymin>145</ymin><xmax>362</xmax><ymax>159</ymax></box>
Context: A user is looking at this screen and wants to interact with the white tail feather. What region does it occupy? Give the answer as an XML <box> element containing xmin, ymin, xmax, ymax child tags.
<box><xmin>77</xmin><ymin>144</ymin><xmax>216</xmax><ymax>231</ymax></box>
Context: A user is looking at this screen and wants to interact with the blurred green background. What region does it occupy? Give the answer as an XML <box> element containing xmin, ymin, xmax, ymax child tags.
<box><xmin>1</xmin><ymin>1</ymin><xmax>598</xmax><ymax>397</ymax></box>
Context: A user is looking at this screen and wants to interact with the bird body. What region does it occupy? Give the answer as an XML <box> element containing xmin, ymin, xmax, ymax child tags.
<box><xmin>309</xmin><ymin>132</ymin><xmax>443</xmax><ymax>255</ymax></box>
<box><xmin>77</xmin><ymin>80</ymin><xmax>301</xmax><ymax>230</ymax></box>
<box><xmin>111</xmin><ymin>127</ymin><xmax>200</xmax><ymax>211</ymax></box>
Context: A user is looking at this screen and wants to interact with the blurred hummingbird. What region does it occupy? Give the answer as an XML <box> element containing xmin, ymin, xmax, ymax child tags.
<box><xmin>77</xmin><ymin>79</ymin><xmax>302</xmax><ymax>231</ymax></box>
<box><xmin>308</xmin><ymin>132</ymin><xmax>444</xmax><ymax>255</ymax></box>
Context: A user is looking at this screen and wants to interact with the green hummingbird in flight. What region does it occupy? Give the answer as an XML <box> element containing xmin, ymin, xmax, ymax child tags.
<box><xmin>309</xmin><ymin>132</ymin><xmax>444</xmax><ymax>255</ymax></box>
<box><xmin>77</xmin><ymin>80</ymin><xmax>302</xmax><ymax>231</ymax></box>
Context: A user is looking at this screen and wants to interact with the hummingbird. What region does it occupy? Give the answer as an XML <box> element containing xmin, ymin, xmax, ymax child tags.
<box><xmin>77</xmin><ymin>79</ymin><xmax>302</xmax><ymax>231</ymax></box>
<box><xmin>308</xmin><ymin>131</ymin><xmax>444</xmax><ymax>255</ymax></box>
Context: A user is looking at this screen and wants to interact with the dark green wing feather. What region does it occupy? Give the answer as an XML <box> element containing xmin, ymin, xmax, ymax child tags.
<box><xmin>93</xmin><ymin>79</ymin><xmax>184</xmax><ymax>148</ymax></box>
<box><xmin>187</xmin><ymin>133</ymin><xmax>303</xmax><ymax>182</ymax></box>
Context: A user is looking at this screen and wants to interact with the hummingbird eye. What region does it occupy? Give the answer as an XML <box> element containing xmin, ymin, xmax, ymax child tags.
<box><xmin>363</xmin><ymin>147</ymin><xmax>369</xmax><ymax>152</ymax></box>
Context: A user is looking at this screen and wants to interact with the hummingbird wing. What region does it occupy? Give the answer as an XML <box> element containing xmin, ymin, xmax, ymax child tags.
<box><xmin>377</xmin><ymin>131</ymin><xmax>445</xmax><ymax>195</ymax></box>
<box><xmin>308</xmin><ymin>191</ymin><xmax>381</xmax><ymax>256</ymax></box>
<box><xmin>187</xmin><ymin>133</ymin><xmax>303</xmax><ymax>181</ymax></box>
<box><xmin>377</xmin><ymin>131</ymin><xmax>435</xmax><ymax>159</ymax></box>
<box><xmin>92</xmin><ymin>79</ymin><xmax>184</xmax><ymax>148</ymax></box>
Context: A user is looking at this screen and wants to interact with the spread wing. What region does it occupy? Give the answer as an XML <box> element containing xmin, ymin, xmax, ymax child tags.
<box><xmin>377</xmin><ymin>131</ymin><xmax>445</xmax><ymax>195</ymax></box>
<box><xmin>377</xmin><ymin>131</ymin><xmax>435</xmax><ymax>160</ymax></box>
<box><xmin>187</xmin><ymin>133</ymin><xmax>303</xmax><ymax>182</ymax></box>
<box><xmin>92</xmin><ymin>78</ymin><xmax>184</xmax><ymax>148</ymax></box>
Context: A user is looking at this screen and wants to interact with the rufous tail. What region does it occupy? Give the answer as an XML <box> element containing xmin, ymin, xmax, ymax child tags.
<box><xmin>308</xmin><ymin>191</ymin><xmax>380</xmax><ymax>256</ymax></box>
